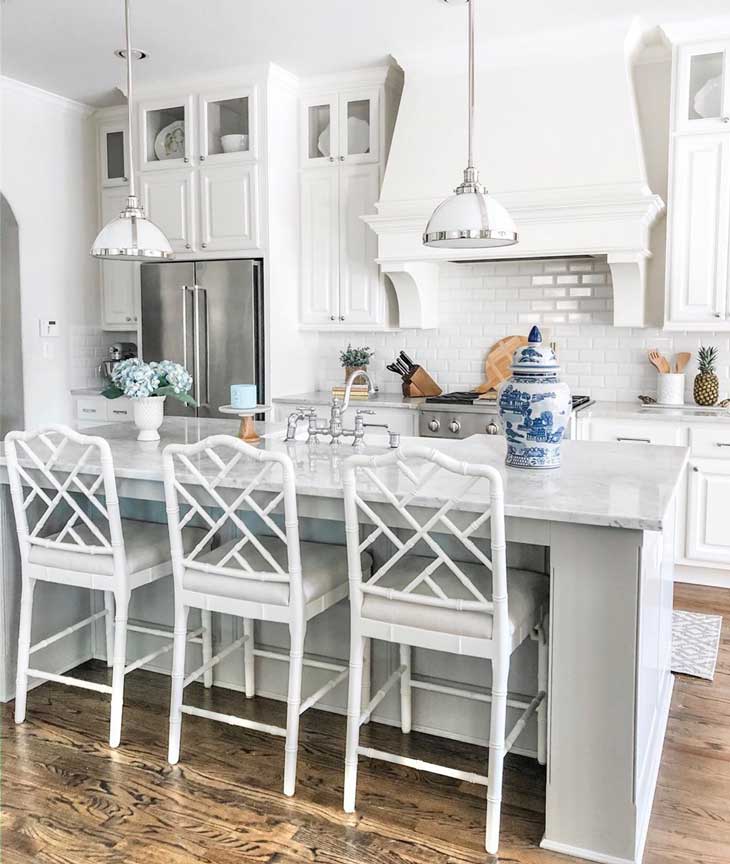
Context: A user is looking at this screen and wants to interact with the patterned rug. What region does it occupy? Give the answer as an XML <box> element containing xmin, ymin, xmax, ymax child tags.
<box><xmin>672</xmin><ymin>610</ymin><xmax>723</xmax><ymax>680</ymax></box>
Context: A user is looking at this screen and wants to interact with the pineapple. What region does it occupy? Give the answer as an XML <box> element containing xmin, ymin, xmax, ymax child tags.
<box><xmin>694</xmin><ymin>345</ymin><xmax>720</xmax><ymax>406</ymax></box>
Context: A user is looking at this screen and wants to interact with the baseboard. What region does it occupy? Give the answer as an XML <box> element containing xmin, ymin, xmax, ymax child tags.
<box><xmin>674</xmin><ymin>563</ymin><xmax>730</xmax><ymax>589</ymax></box>
<box><xmin>540</xmin><ymin>839</ymin><xmax>634</xmax><ymax>864</ymax></box>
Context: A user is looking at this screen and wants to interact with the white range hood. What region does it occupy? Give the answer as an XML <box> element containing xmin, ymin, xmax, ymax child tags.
<box><xmin>365</xmin><ymin>18</ymin><xmax>664</xmax><ymax>328</ymax></box>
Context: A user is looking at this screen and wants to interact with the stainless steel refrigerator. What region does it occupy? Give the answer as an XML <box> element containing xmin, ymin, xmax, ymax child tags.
<box><xmin>140</xmin><ymin>259</ymin><xmax>264</xmax><ymax>418</ymax></box>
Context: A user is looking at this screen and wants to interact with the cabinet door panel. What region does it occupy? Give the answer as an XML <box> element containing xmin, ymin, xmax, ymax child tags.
<box><xmin>338</xmin><ymin>88</ymin><xmax>379</xmax><ymax>165</ymax></box>
<box><xmin>675</xmin><ymin>43</ymin><xmax>730</xmax><ymax>134</ymax></box>
<box><xmin>141</xmin><ymin>170</ymin><xmax>195</xmax><ymax>252</ymax></box>
<box><xmin>300</xmin><ymin>169</ymin><xmax>339</xmax><ymax>324</ymax></box>
<box><xmin>301</xmin><ymin>94</ymin><xmax>339</xmax><ymax>167</ymax></box>
<box><xmin>99</xmin><ymin>188</ymin><xmax>138</xmax><ymax>328</ymax></box>
<box><xmin>667</xmin><ymin>134</ymin><xmax>730</xmax><ymax>323</ymax></box>
<box><xmin>199</xmin><ymin>163</ymin><xmax>258</xmax><ymax>251</ymax></box>
<box><xmin>338</xmin><ymin>163</ymin><xmax>381</xmax><ymax>325</ymax></box>
<box><xmin>686</xmin><ymin>460</ymin><xmax>730</xmax><ymax>565</ymax></box>
<box><xmin>584</xmin><ymin>418</ymin><xmax>682</xmax><ymax>446</ymax></box>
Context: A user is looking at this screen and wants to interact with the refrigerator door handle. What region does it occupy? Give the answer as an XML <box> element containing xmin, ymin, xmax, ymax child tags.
<box><xmin>193</xmin><ymin>284</ymin><xmax>210</xmax><ymax>409</ymax></box>
<box><xmin>181</xmin><ymin>285</ymin><xmax>194</xmax><ymax>398</ymax></box>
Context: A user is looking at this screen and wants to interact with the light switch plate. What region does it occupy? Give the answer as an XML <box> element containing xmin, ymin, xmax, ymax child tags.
<box><xmin>39</xmin><ymin>319</ymin><xmax>59</xmax><ymax>338</ymax></box>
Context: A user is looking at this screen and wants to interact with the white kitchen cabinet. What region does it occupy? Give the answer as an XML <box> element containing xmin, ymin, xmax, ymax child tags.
<box><xmin>674</xmin><ymin>41</ymin><xmax>730</xmax><ymax>134</ymax></box>
<box><xmin>99</xmin><ymin>188</ymin><xmax>139</xmax><ymax>330</ymax></box>
<box><xmin>686</xmin><ymin>459</ymin><xmax>730</xmax><ymax>564</ymax></box>
<box><xmin>198</xmin><ymin>86</ymin><xmax>256</xmax><ymax>163</ymax></box>
<box><xmin>138</xmin><ymin>94</ymin><xmax>195</xmax><ymax>171</ymax></box>
<box><xmin>140</xmin><ymin>169</ymin><xmax>196</xmax><ymax>253</ymax></box>
<box><xmin>198</xmin><ymin>162</ymin><xmax>258</xmax><ymax>251</ymax></box>
<box><xmin>98</xmin><ymin>120</ymin><xmax>129</xmax><ymax>187</ymax></box>
<box><xmin>584</xmin><ymin>417</ymin><xmax>684</xmax><ymax>446</ymax></box>
<box><xmin>300</xmin><ymin>169</ymin><xmax>340</xmax><ymax>324</ymax></box>
<box><xmin>665</xmin><ymin>134</ymin><xmax>730</xmax><ymax>325</ymax></box>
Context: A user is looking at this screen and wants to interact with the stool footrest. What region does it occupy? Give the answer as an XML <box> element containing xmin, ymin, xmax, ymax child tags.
<box><xmin>180</xmin><ymin>704</ymin><xmax>287</xmax><ymax>738</ymax></box>
<box><xmin>357</xmin><ymin>745</ymin><xmax>489</xmax><ymax>787</ymax></box>
<box><xmin>26</xmin><ymin>669</ymin><xmax>113</xmax><ymax>694</ymax></box>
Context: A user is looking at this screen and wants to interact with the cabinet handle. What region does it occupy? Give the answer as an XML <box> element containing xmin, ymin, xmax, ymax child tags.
<box><xmin>716</xmin><ymin>442</ymin><xmax>730</xmax><ymax>448</ymax></box>
<box><xmin>616</xmin><ymin>436</ymin><xmax>650</xmax><ymax>443</ymax></box>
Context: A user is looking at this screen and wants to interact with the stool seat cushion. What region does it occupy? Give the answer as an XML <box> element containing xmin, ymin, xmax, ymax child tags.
<box><xmin>28</xmin><ymin>519</ymin><xmax>206</xmax><ymax>576</ymax></box>
<box><xmin>361</xmin><ymin>556</ymin><xmax>547</xmax><ymax>648</ymax></box>
<box><xmin>183</xmin><ymin>535</ymin><xmax>371</xmax><ymax>607</ymax></box>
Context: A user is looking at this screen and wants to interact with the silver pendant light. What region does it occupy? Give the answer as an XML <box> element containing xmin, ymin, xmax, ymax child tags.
<box><xmin>423</xmin><ymin>0</ymin><xmax>517</xmax><ymax>249</ymax></box>
<box><xmin>91</xmin><ymin>0</ymin><xmax>173</xmax><ymax>261</ymax></box>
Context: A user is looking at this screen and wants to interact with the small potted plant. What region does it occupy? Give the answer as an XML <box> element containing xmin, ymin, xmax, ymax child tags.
<box><xmin>339</xmin><ymin>344</ymin><xmax>374</xmax><ymax>383</ymax></box>
<box><xmin>103</xmin><ymin>359</ymin><xmax>196</xmax><ymax>441</ymax></box>
<box><xmin>694</xmin><ymin>345</ymin><xmax>720</xmax><ymax>406</ymax></box>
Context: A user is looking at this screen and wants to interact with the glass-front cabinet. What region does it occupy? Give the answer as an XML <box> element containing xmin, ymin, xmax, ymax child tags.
<box><xmin>99</xmin><ymin>122</ymin><xmax>128</xmax><ymax>187</ymax></box>
<box><xmin>138</xmin><ymin>94</ymin><xmax>194</xmax><ymax>170</ymax></box>
<box><xmin>198</xmin><ymin>87</ymin><xmax>255</xmax><ymax>163</ymax></box>
<box><xmin>301</xmin><ymin>89</ymin><xmax>379</xmax><ymax>167</ymax></box>
<box><xmin>676</xmin><ymin>42</ymin><xmax>730</xmax><ymax>132</ymax></box>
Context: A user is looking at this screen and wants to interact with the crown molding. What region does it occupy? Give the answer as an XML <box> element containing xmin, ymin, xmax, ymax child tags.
<box><xmin>1</xmin><ymin>76</ymin><xmax>94</xmax><ymax>118</ymax></box>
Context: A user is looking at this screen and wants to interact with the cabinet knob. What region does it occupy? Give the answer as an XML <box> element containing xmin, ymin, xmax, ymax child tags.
<box><xmin>330</xmin><ymin>315</ymin><xmax>335</xmax><ymax>321</ymax></box>
<box><xmin>339</xmin><ymin>315</ymin><xmax>345</xmax><ymax>321</ymax></box>
<box><xmin>339</xmin><ymin>155</ymin><xmax>345</xmax><ymax>161</ymax></box>
<box><xmin>722</xmin><ymin>117</ymin><xmax>730</xmax><ymax>124</ymax></box>
<box><xmin>201</xmin><ymin>243</ymin><xmax>208</xmax><ymax>248</ymax></box>
<box><xmin>123</xmin><ymin>176</ymin><xmax>128</xmax><ymax>182</ymax></box>
<box><xmin>200</xmin><ymin>155</ymin><xmax>206</xmax><ymax>161</ymax></box>
<box><xmin>714</xmin><ymin>312</ymin><xmax>722</xmax><ymax>318</ymax></box>
<box><xmin>125</xmin><ymin>316</ymin><xmax>132</xmax><ymax>322</ymax></box>
<box><xmin>329</xmin><ymin>156</ymin><xmax>335</xmax><ymax>162</ymax></box>
<box><xmin>185</xmin><ymin>243</ymin><xmax>191</xmax><ymax>249</ymax></box>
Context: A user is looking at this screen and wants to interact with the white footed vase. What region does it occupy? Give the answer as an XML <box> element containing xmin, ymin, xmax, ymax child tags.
<box><xmin>133</xmin><ymin>396</ymin><xmax>166</xmax><ymax>441</ymax></box>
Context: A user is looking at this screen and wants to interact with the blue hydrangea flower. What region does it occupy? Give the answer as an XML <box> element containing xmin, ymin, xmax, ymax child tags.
<box><xmin>152</xmin><ymin>360</ymin><xmax>193</xmax><ymax>395</ymax></box>
<box><xmin>111</xmin><ymin>358</ymin><xmax>161</xmax><ymax>399</ymax></box>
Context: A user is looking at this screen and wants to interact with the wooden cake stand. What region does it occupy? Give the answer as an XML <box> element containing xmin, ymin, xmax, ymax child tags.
<box><xmin>219</xmin><ymin>405</ymin><xmax>271</xmax><ymax>444</ymax></box>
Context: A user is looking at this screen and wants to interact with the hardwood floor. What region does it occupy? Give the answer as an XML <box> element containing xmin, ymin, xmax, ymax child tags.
<box><xmin>1</xmin><ymin>583</ymin><xmax>729</xmax><ymax>863</ymax></box>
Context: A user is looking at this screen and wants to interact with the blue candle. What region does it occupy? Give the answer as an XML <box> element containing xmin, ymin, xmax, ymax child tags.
<box><xmin>230</xmin><ymin>384</ymin><xmax>257</xmax><ymax>410</ymax></box>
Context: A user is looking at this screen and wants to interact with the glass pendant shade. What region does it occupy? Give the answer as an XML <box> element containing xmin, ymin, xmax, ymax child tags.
<box><xmin>91</xmin><ymin>197</ymin><xmax>173</xmax><ymax>261</ymax></box>
<box><xmin>423</xmin><ymin>183</ymin><xmax>517</xmax><ymax>248</ymax></box>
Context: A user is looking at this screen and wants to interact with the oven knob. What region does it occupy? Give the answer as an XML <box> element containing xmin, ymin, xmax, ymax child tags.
<box><xmin>428</xmin><ymin>418</ymin><xmax>440</xmax><ymax>432</ymax></box>
<box><xmin>486</xmin><ymin>422</ymin><xmax>499</xmax><ymax>435</ymax></box>
<box><xmin>448</xmin><ymin>419</ymin><xmax>461</xmax><ymax>434</ymax></box>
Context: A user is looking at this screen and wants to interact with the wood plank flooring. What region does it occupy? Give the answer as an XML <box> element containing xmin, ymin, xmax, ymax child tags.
<box><xmin>1</xmin><ymin>582</ymin><xmax>729</xmax><ymax>863</ymax></box>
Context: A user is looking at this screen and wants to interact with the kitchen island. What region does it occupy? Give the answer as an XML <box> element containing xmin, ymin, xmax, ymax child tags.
<box><xmin>0</xmin><ymin>418</ymin><xmax>687</xmax><ymax>864</ymax></box>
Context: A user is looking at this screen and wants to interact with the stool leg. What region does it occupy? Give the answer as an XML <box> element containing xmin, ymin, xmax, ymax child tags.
<box><xmin>168</xmin><ymin>604</ymin><xmax>190</xmax><ymax>765</ymax></box>
<box><xmin>283</xmin><ymin>621</ymin><xmax>306</xmax><ymax>796</ymax></box>
<box><xmin>537</xmin><ymin>623</ymin><xmax>548</xmax><ymax>766</ymax></box>
<box><xmin>360</xmin><ymin>637</ymin><xmax>371</xmax><ymax>724</ymax></box>
<box><xmin>109</xmin><ymin>589</ymin><xmax>130</xmax><ymax>749</ymax></box>
<box><xmin>485</xmin><ymin>655</ymin><xmax>509</xmax><ymax>855</ymax></box>
<box><xmin>399</xmin><ymin>644</ymin><xmax>412</xmax><ymax>734</ymax></box>
<box><xmin>14</xmin><ymin>577</ymin><xmax>36</xmax><ymax>725</ymax></box>
<box><xmin>243</xmin><ymin>618</ymin><xmax>255</xmax><ymax>699</ymax></box>
<box><xmin>201</xmin><ymin>610</ymin><xmax>213</xmax><ymax>689</ymax></box>
<box><xmin>343</xmin><ymin>635</ymin><xmax>365</xmax><ymax>813</ymax></box>
<box><xmin>103</xmin><ymin>591</ymin><xmax>114</xmax><ymax>668</ymax></box>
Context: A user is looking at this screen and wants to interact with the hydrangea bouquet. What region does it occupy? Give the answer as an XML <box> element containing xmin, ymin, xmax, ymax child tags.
<box><xmin>102</xmin><ymin>358</ymin><xmax>197</xmax><ymax>407</ymax></box>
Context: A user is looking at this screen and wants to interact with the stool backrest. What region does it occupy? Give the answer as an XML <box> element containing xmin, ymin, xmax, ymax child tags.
<box><xmin>342</xmin><ymin>445</ymin><xmax>507</xmax><ymax>641</ymax></box>
<box><xmin>4</xmin><ymin>425</ymin><xmax>125</xmax><ymax>567</ymax></box>
<box><xmin>162</xmin><ymin>435</ymin><xmax>303</xmax><ymax>604</ymax></box>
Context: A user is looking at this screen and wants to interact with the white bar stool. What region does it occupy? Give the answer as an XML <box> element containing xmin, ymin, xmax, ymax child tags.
<box><xmin>341</xmin><ymin>446</ymin><xmax>549</xmax><ymax>855</ymax></box>
<box><xmin>5</xmin><ymin>425</ymin><xmax>212</xmax><ymax>747</ymax></box>
<box><xmin>162</xmin><ymin>434</ymin><xmax>371</xmax><ymax>796</ymax></box>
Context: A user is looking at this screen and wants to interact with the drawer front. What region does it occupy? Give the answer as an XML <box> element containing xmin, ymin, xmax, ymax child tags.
<box><xmin>588</xmin><ymin>418</ymin><xmax>682</xmax><ymax>446</ymax></box>
<box><xmin>106</xmin><ymin>399</ymin><xmax>133</xmax><ymax>422</ymax></box>
<box><xmin>76</xmin><ymin>398</ymin><xmax>106</xmax><ymax>421</ymax></box>
<box><xmin>689</xmin><ymin>425</ymin><xmax>730</xmax><ymax>459</ymax></box>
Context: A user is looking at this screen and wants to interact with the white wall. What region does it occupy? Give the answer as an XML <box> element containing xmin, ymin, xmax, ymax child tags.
<box><xmin>0</xmin><ymin>77</ymin><xmax>99</xmax><ymax>427</ymax></box>
<box><xmin>317</xmin><ymin>257</ymin><xmax>730</xmax><ymax>404</ymax></box>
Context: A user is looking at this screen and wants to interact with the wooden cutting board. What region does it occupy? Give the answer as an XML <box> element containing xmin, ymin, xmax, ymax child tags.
<box><xmin>475</xmin><ymin>335</ymin><xmax>529</xmax><ymax>394</ymax></box>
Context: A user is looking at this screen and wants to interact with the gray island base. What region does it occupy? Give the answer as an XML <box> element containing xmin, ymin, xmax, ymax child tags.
<box><xmin>0</xmin><ymin>418</ymin><xmax>687</xmax><ymax>864</ymax></box>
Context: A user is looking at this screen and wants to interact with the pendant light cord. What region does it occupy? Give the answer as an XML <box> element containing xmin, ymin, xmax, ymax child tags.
<box><xmin>467</xmin><ymin>0</ymin><xmax>475</xmax><ymax>171</ymax></box>
<box><xmin>124</xmin><ymin>0</ymin><xmax>136</xmax><ymax>199</ymax></box>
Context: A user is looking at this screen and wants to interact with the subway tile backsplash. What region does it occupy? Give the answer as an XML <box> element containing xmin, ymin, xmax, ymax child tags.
<box><xmin>316</xmin><ymin>257</ymin><xmax>730</xmax><ymax>403</ymax></box>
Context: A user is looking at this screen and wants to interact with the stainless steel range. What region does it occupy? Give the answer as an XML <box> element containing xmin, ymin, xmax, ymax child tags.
<box><xmin>418</xmin><ymin>392</ymin><xmax>592</xmax><ymax>440</ymax></box>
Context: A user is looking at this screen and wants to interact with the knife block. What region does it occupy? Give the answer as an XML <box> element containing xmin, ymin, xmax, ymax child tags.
<box><xmin>402</xmin><ymin>366</ymin><xmax>442</xmax><ymax>398</ymax></box>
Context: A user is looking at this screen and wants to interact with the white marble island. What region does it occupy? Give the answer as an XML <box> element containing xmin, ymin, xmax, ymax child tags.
<box><xmin>0</xmin><ymin>419</ymin><xmax>687</xmax><ymax>864</ymax></box>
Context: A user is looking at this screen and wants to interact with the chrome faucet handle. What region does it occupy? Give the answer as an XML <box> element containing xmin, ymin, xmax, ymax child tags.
<box><xmin>388</xmin><ymin>431</ymin><xmax>401</xmax><ymax>449</ymax></box>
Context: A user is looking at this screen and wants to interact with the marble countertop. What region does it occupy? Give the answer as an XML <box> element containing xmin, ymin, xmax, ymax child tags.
<box><xmin>272</xmin><ymin>391</ymin><xmax>425</xmax><ymax>410</ymax></box>
<box><xmin>70</xmin><ymin>387</ymin><xmax>107</xmax><ymax>397</ymax></box>
<box><xmin>581</xmin><ymin>400</ymin><xmax>730</xmax><ymax>423</ymax></box>
<box><xmin>0</xmin><ymin>418</ymin><xmax>687</xmax><ymax>532</ymax></box>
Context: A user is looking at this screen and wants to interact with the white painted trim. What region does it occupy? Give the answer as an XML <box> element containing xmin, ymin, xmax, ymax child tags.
<box><xmin>0</xmin><ymin>76</ymin><xmax>94</xmax><ymax>117</ymax></box>
<box><xmin>299</xmin><ymin>65</ymin><xmax>394</xmax><ymax>92</ymax></box>
<box><xmin>674</xmin><ymin>563</ymin><xmax>730</xmax><ymax>589</ymax></box>
<box><xmin>540</xmin><ymin>838</ymin><xmax>635</xmax><ymax>864</ymax></box>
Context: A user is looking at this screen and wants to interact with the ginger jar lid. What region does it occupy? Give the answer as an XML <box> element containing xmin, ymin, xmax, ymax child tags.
<box><xmin>510</xmin><ymin>325</ymin><xmax>559</xmax><ymax>373</ymax></box>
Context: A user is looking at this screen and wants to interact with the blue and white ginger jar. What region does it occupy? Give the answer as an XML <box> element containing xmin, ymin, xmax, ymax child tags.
<box><xmin>497</xmin><ymin>325</ymin><xmax>571</xmax><ymax>469</ymax></box>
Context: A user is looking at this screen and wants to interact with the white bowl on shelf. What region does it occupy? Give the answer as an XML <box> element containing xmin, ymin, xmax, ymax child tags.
<box><xmin>221</xmin><ymin>134</ymin><xmax>248</xmax><ymax>153</ymax></box>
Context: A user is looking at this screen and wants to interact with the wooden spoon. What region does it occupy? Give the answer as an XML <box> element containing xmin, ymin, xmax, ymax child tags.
<box><xmin>648</xmin><ymin>350</ymin><xmax>670</xmax><ymax>374</ymax></box>
<box><xmin>674</xmin><ymin>351</ymin><xmax>691</xmax><ymax>373</ymax></box>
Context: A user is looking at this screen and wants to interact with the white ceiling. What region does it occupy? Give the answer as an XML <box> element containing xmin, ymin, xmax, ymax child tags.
<box><xmin>2</xmin><ymin>0</ymin><xmax>730</xmax><ymax>107</ymax></box>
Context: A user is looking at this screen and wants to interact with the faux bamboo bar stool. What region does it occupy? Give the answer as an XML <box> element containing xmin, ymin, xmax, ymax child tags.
<box><xmin>5</xmin><ymin>425</ymin><xmax>212</xmax><ymax>747</ymax></box>
<box><xmin>341</xmin><ymin>446</ymin><xmax>549</xmax><ymax>855</ymax></box>
<box><xmin>162</xmin><ymin>434</ymin><xmax>371</xmax><ymax>796</ymax></box>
